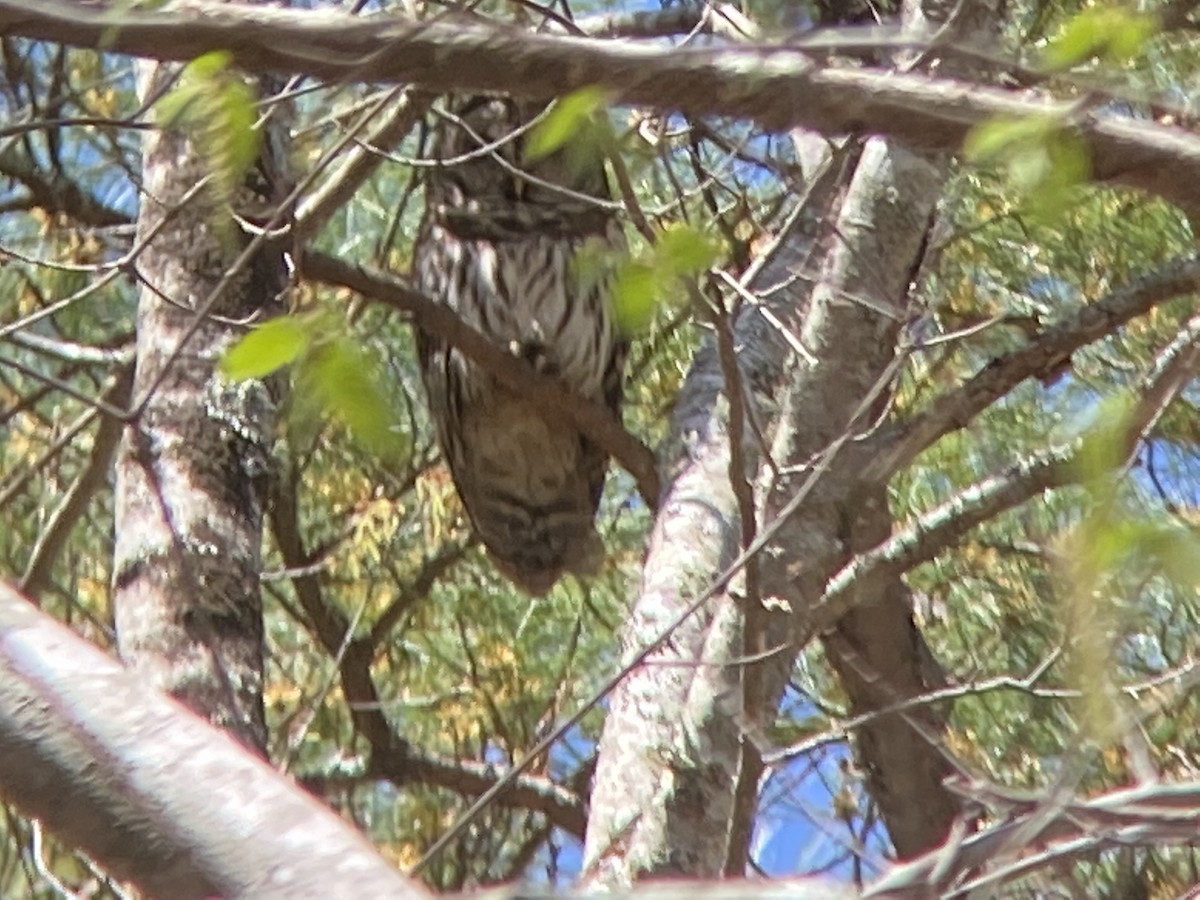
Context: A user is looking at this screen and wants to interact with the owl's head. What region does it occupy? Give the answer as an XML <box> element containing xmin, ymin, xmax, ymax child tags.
<box><xmin>424</xmin><ymin>95</ymin><xmax>609</xmax><ymax>230</ymax></box>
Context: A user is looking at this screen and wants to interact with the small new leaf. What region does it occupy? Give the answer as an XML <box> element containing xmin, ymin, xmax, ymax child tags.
<box><xmin>964</xmin><ymin>116</ymin><xmax>1089</xmax><ymax>219</ymax></box>
<box><xmin>964</xmin><ymin>116</ymin><xmax>1056</xmax><ymax>164</ymax></box>
<box><xmin>1042</xmin><ymin>8</ymin><xmax>1157</xmax><ymax>72</ymax></box>
<box><xmin>525</xmin><ymin>87</ymin><xmax>613</xmax><ymax>163</ymax></box>
<box><xmin>155</xmin><ymin>51</ymin><xmax>260</xmax><ymax>206</ymax></box>
<box><xmin>611</xmin><ymin>262</ymin><xmax>658</xmax><ymax>336</ymax></box>
<box><xmin>220</xmin><ymin>317</ymin><xmax>311</xmax><ymax>381</ymax></box>
<box><xmin>608</xmin><ymin>224</ymin><xmax>721</xmax><ymax>336</ymax></box>
<box><xmin>307</xmin><ymin>339</ymin><xmax>407</xmax><ymax>459</ymax></box>
<box><xmin>1131</xmin><ymin>523</ymin><xmax>1200</xmax><ymax>590</ymax></box>
<box><xmin>657</xmin><ymin>224</ymin><xmax>720</xmax><ymax>276</ymax></box>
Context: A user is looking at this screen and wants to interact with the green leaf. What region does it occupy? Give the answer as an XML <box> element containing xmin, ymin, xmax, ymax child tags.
<box><xmin>656</xmin><ymin>224</ymin><xmax>719</xmax><ymax>276</ymax></box>
<box><xmin>525</xmin><ymin>87</ymin><xmax>612</xmax><ymax>163</ymax></box>
<box><xmin>1042</xmin><ymin>8</ymin><xmax>1157</xmax><ymax>72</ymax></box>
<box><xmin>964</xmin><ymin>116</ymin><xmax>1089</xmax><ymax>220</ymax></box>
<box><xmin>570</xmin><ymin>236</ymin><xmax>622</xmax><ymax>294</ymax></box>
<box><xmin>207</xmin><ymin>77</ymin><xmax>259</xmax><ymax>201</ymax></box>
<box><xmin>156</xmin><ymin>51</ymin><xmax>232</xmax><ymax>128</ymax></box>
<box><xmin>154</xmin><ymin>51</ymin><xmax>260</xmax><ymax>205</ymax></box>
<box><xmin>610</xmin><ymin>261</ymin><xmax>658</xmax><ymax>336</ymax></box>
<box><xmin>1131</xmin><ymin>523</ymin><xmax>1200</xmax><ymax>590</ymax></box>
<box><xmin>220</xmin><ymin>316</ymin><xmax>311</xmax><ymax>381</ymax></box>
<box><xmin>307</xmin><ymin>339</ymin><xmax>407</xmax><ymax>459</ymax></box>
<box><xmin>603</xmin><ymin>224</ymin><xmax>722</xmax><ymax>336</ymax></box>
<box><xmin>963</xmin><ymin>116</ymin><xmax>1055</xmax><ymax>164</ymax></box>
<box><xmin>1073</xmin><ymin>393</ymin><xmax>1136</xmax><ymax>481</ymax></box>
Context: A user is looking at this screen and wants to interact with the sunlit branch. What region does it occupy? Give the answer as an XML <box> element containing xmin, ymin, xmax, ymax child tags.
<box><xmin>0</xmin><ymin>583</ymin><xmax>427</xmax><ymax>899</ymax></box>
<box><xmin>863</xmin><ymin>252</ymin><xmax>1200</xmax><ymax>482</ymax></box>
<box><xmin>3</xmin><ymin>1</ymin><xmax>1200</xmax><ymax>215</ymax></box>
<box><xmin>816</xmin><ymin>311</ymin><xmax>1200</xmax><ymax>646</ymax></box>
<box><xmin>866</xmin><ymin>779</ymin><xmax>1200</xmax><ymax>897</ymax></box>
<box><xmin>765</xmin><ymin>652</ymin><xmax>1073</xmax><ymax>764</ymax></box>
<box><xmin>4</xmin><ymin>329</ymin><xmax>134</xmax><ymax>365</ymax></box>
<box><xmin>293</xmin><ymin>88</ymin><xmax>433</xmax><ymax>242</ymax></box>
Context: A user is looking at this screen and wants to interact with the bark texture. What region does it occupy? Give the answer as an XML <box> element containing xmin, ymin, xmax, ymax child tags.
<box><xmin>4</xmin><ymin>1</ymin><xmax>1200</xmax><ymax>217</ymax></box>
<box><xmin>583</xmin><ymin>0</ymin><xmax>1001</xmax><ymax>877</ymax></box>
<box><xmin>581</xmin><ymin>166</ymin><xmax>842</xmax><ymax>883</ymax></box>
<box><xmin>111</xmin><ymin>55</ymin><xmax>285</xmax><ymax>751</ymax></box>
<box><xmin>0</xmin><ymin>584</ymin><xmax>426</xmax><ymax>899</ymax></box>
<box><xmin>763</xmin><ymin>141</ymin><xmax>959</xmax><ymax>859</ymax></box>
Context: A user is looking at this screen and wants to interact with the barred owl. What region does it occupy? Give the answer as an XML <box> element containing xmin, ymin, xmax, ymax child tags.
<box><xmin>412</xmin><ymin>96</ymin><xmax>626</xmax><ymax>596</ymax></box>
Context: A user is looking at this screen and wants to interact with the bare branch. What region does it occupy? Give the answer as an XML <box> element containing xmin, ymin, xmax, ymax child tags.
<box><xmin>268</xmin><ymin>472</ymin><xmax>584</xmax><ymax>835</ymax></box>
<box><xmin>300</xmin><ymin>250</ymin><xmax>661</xmax><ymax>509</ymax></box>
<box><xmin>815</xmin><ymin>309</ymin><xmax>1200</xmax><ymax>646</ymax></box>
<box><xmin>293</xmin><ymin>87</ymin><xmax>434</xmax><ymax>242</ymax></box>
<box><xmin>371</xmin><ymin>747</ymin><xmax>588</xmax><ymax>840</ymax></box>
<box><xmin>3</xmin><ymin>329</ymin><xmax>134</xmax><ymax>365</ymax></box>
<box><xmin>0</xmin><ymin>142</ymin><xmax>128</xmax><ymax>229</ymax></box>
<box><xmin>862</xmin><ymin>252</ymin><xmax>1200</xmax><ymax>482</ymax></box>
<box><xmin>474</xmin><ymin>882</ymin><xmax>849</xmax><ymax>899</ymax></box>
<box><xmin>866</xmin><ymin>779</ymin><xmax>1200</xmax><ymax>897</ymax></box>
<box><xmin>19</xmin><ymin>366</ymin><xmax>132</xmax><ymax>599</ymax></box>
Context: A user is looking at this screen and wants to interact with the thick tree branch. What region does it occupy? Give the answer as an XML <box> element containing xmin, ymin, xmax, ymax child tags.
<box><xmin>4</xmin><ymin>1</ymin><xmax>1200</xmax><ymax>214</ymax></box>
<box><xmin>806</xmin><ymin>311</ymin><xmax>1200</xmax><ymax>690</ymax></box>
<box><xmin>865</xmin><ymin>778</ymin><xmax>1200</xmax><ymax>897</ymax></box>
<box><xmin>0</xmin><ymin>583</ymin><xmax>427</xmax><ymax>899</ymax></box>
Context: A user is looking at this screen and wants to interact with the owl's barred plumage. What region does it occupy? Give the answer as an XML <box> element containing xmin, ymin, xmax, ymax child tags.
<box><xmin>413</xmin><ymin>96</ymin><xmax>626</xmax><ymax>596</ymax></box>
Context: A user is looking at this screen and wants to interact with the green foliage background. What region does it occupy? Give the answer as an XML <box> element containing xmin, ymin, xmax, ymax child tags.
<box><xmin>1</xmin><ymin>0</ymin><xmax>1199</xmax><ymax>896</ymax></box>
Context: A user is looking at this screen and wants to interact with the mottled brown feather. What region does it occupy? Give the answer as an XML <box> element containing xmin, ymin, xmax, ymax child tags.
<box><xmin>412</xmin><ymin>96</ymin><xmax>626</xmax><ymax>595</ymax></box>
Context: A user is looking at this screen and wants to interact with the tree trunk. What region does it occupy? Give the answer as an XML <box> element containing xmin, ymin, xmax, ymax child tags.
<box><xmin>582</xmin><ymin>0</ymin><xmax>1002</xmax><ymax>873</ymax></box>
<box><xmin>110</xmin><ymin>55</ymin><xmax>286</xmax><ymax>753</ymax></box>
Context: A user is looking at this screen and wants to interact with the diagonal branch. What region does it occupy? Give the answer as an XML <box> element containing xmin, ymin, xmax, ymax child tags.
<box><xmin>300</xmin><ymin>250</ymin><xmax>661</xmax><ymax>509</ymax></box>
<box><xmin>818</xmin><ymin>310</ymin><xmax>1200</xmax><ymax>645</ymax></box>
<box><xmin>866</xmin><ymin>778</ymin><xmax>1200</xmax><ymax>897</ymax></box>
<box><xmin>0</xmin><ymin>582</ymin><xmax>427</xmax><ymax>899</ymax></box>
<box><xmin>0</xmin><ymin>142</ymin><xmax>129</xmax><ymax>229</ymax></box>
<box><xmin>19</xmin><ymin>366</ymin><xmax>133</xmax><ymax>599</ymax></box>
<box><xmin>861</xmin><ymin>252</ymin><xmax>1200</xmax><ymax>483</ymax></box>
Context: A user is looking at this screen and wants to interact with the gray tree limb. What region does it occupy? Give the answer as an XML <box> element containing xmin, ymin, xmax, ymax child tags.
<box><xmin>109</xmin><ymin>56</ymin><xmax>285</xmax><ymax>751</ymax></box>
<box><xmin>0</xmin><ymin>583</ymin><xmax>428</xmax><ymax>899</ymax></box>
<box><xmin>3</xmin><ymin>0</ymin><xmax>1200</xmax><ymax>215</ymax></box>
